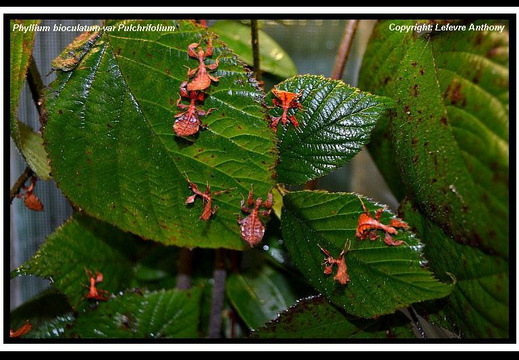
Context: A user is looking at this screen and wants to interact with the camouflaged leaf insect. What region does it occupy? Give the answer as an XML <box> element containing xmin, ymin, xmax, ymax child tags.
<box><xmin>318</xmin><ymin>241</ymin><xmax>351</xmax><ymax>285</ymax></box>
<box><xmin>238</xmin><ymin>186</ymin><xmax>273</xmax><ymax>247</ymax></box>
<box><xmin>269</xmin><ymin>86</ymin><xmax>304</xmax><ymax>131</ymax></box>
<box><xmin>355</xmin><ymin>196</ymin><xmax>409</xmax><ymax>246</ymax></box>
<box><xmin>16</xmin><ymin>176</ymin><xmax>43</xmax><ymax>211</ymax></box>
<box><xmin>84</xmin><ymin>268</ymin><xmax>109</xmax><ymax>301</ymax></box>
<box><xmin>174</xmin><ymin>81</ymin><xmax>215</xmax><ymax>137</ymax></box>
<box><xmin>185</xmin><ymin>37</ymin><xmax>220</xmax><ymax>92</ymax></box>
<box><xmin>184</xmin><ymin>174</ymin><xmax>234</xmax><ymax>221</ymax></box>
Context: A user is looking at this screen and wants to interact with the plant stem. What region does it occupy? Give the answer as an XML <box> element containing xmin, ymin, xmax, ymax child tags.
<box><xmin>10</xmin><ymin>167</ymin><xmax>33</xmax><ymax>204</ymax></box>
<box><xmin>176</xmin><ymin>247</ymin><xmax>194</xmax><ymax>290</ymax></box>
<box><xmin>303</xmin><ymin>179</ymin><xmax>319</xmax><ymax>190</ymax></box>
<box><xmin>251</xmin><ymin>20</ymin><xmax>262</xmax><ymax>85</ymax></box>
<box><xmin>207</xmin><ymin>248</ymin><xmax>227</xmax><ymax>338</ymax></box>
<box><xmin>331</xmin><ymin>19</ymin><xmax>359</xmax><ymax>80</ymax></box>
<box><xmin>27</xmin><ymin>55</ymin><xmax>45</xmax><ymax>117</ymax></box>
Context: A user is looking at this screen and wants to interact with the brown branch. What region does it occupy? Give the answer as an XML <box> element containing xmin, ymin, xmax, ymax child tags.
<box><xmin>331</xmin><ymin>20</ymin><xmax>359</xmax><ymax>80</ymax></box>
<box><xmin>251</xmin><ymin>20</ymin><xmax>262</xmax><ymax>86</ymax></box>
<box><xmin>10</xmin><ymin>167</ymin><xmax>33</xmax><ymax>204</ymax></box>
<box><xmin>207</xmin><ymin>248</ymin><xmax>227</xmax><ymax>338</ymax></box>
<box><xmin>27</xmin><ymin>55</ymin><xmax>45</xmax><ymax>117</ymax></box>
<box><xmin>176</xmin><ymin>247</ymin><xmax>194</xmax><ymax>290</ymax></box>
<box><xmin>304</xmin><ymin>179</ymin><xmax>319</xmax><ymax>190</ymax></box>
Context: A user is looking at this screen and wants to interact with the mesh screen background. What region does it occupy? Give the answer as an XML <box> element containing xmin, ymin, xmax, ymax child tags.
<box><xmin>10</xmin><ymin>19</ymin><xmax>102</xmax><ymax>309</ymax></box>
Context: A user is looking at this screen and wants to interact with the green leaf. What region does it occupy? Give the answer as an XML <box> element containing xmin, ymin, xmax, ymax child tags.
<box><xmin>359</xmin><ymin>20</ymin><xmax>509</xmax><ymax>259</ymax></box>
<box><xmin>226</xmin><ymin>262</ymin><xmax>305</xmax><ymax>330</ymax></box>
<box><xmin>134</xmin><ymin>245</ymin><xmax>179</xmax><ymax>284</ymax></box>
<box><xmin>66</xmin><ymin>288</ymin><xmax>202</xmax><ymax>338</ymax></box>
<box><xmin>43</xmin><ymin>20</ymin><xmax>277</xmax><ymax>250</ymax></box>
<box><xmin>400</xmin><ymin>199</ymin><xmax>509</xmax><ymax>338</ymax></box>
<box><xmin>10</xmin><ymin>290</ymin><xmax>75</xmax><ymax>339</ymax></box>
<box><xmin>10</xmin><ymin>19</ymin><xmax>39</xmax><ymax>140</ymax></box>
<box><xmin>281</xmin><ymin>190</ymin><xmax>453</xmax><ymax>318</ymax></box>
<box><xmin>12</xmin><ymin>213</ymin><xmax>141</xmax><ymax>310</ymax></box>
<box><xmin>210</xmin><ymin>20</ymin><xmax>298</xmax><ymax>79</ymax></box>
<box><xmin>51</xmin><ymin>30</ymin><xmax>102</xmax><ymax>71</ymax></box>
<box><xmin>16</xmin><ymin>121</ymin><xmax>52</xmax><ymax>179</ymax></box>
<box><xmin>252</xmin><ymin>295</ymin><xmax>416</xmax><ymax>338</ymax></box>
<box><xmin>10</xmin><ymin>19</ymin><xmax>52</xmax><ymax>179</ymax></box>
<box><xmin>271</xmin><ymin>75</ymin><xmax>393</xmax><ymax>185</ymax></box>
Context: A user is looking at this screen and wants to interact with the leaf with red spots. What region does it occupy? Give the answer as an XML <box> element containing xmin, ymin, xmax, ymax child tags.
<box><xmin>359</xmin><ymin>19</ymin><xmax>509</xmax><ymax>338</ymax></box>
<box><xmin>359</xmin><ymin>19</ymin><xmax>509</xmax><ymax>258</ymax></box>
<box><xmin>399</xmin><ymin>199</ymin><xmax>509</xmax><ymax>338</ymax></box>
<box><xmin>252</xmin><ymin>295</ymin><xmax>417</xmax><ymax>339</ymax></box>
<box><xmin>43</xmin><ymin>20</ymin><xmax>277</xmax><ymax>250</ymax></box>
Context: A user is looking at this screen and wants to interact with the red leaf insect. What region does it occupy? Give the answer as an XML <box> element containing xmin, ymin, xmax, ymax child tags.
<box><xmin>10</xmin><ymin>321</ymin><xmax>32</xmax><ymax>338</ymax></box>
<box><xmin>269</xmin><ymin>86</ymin><xmax>304</xmax><ymax>131</ymax></box>
<box><xmin>174</xmin><ymin>81</ymin><xmax>215</xmax><ymax>137</ymax></box>
<box><xmin>186</xmin><ymin>37</ymin><xmax>219</xmax><ymax>92</ymax></box>
<box><xmin>355</xmin><ymin>196</ymin><xmax>409</xmax><ymax>246</ymax></box>
<box><xmin>185</xmin><ymin>175</ymin><xmax>234</xmax><ymax>221</ymax></box>
<box><xmin>17</xmin><ymin>176</ymin><xmax>44</xmax><ymax>211</ymax></box>
<box><xmin>84</xmin><ymin>269</ymin><xmax>109</xmax><ymax>301</ymax></box>
<box><xmin>238</xmin><ymin>187</ymin><xmax>273</xmax><ymax>247</ymax></box>
<box><xmin>318</xmin><ymin>241</ymin><xmax>351</xmax><ymax>285</ymax></box>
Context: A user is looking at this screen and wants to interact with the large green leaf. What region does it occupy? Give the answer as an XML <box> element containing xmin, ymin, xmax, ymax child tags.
<box><xmin>251</xmin><ymin>295</ymin><xmax>416</xmax><ymax>339</ymax></box>
<box><xmin>400</xmin><ymin>199</ymin><xmax>509</xmax><ymax>338</ymax></box>
<box><xmin>210</xmin><ymin>20</ymin><xmax>298</xmax><ymax>79</ymax></box>
<box><xmin>10</xmin><ymin>19</ymin><xmax>52</xmax><ymax>179</ymax></box>
<box><xmin>12</xmin><ymin>213</ymin><xmax>141</xmax><ymax>310</ymax></box>
<box><xmin>66</xmin><ymin>288</ymin><xmax>202</xmax><ymax>338</ymax></box>
<box><xmin>271</xmin><ymin>75</ymin><xmax>393</xmax><ymax>185</ymax></box>
<box><xmin>359</xmin><ymin>20</ymin><xmax>509</xmax><ymax>259</ymax></box>
<box><xmin>282</xmin><ymin>190</ymin><xmax>453</xmax><ymax>318</ymax></box>
<box><xmin>43</xmin><ymin>20</ymin><xmax>277</xmax><ymax>250</ymax></box>
<box><xmin>226</xmin><ymin>262</ymin><xmax>306</xmax><ymax>330</ymax></box>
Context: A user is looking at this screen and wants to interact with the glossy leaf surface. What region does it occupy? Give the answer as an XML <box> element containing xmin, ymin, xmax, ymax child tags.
<box><xmin>271</xmin><ymin>75</ymin><xmax>393</xmax><ymax>185</ymax></box>
<box><xmin>252</xmin><ymin>295</ymin><xmax>416</xmax><ymax>338</ymax></box>
<box><xmin>43</xmin><ymin>20</ymin><xmax>277</xmax><ymax>250</ymax></box>
<box><xmin>67</xmin><ymin>288</ymin><xmax>202</xmax><ymax>338</ymax></box>
<box><xmin>281</xmin><ymin>190</ymin><xmax>453</xmax><ymax>318</ymax></box>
